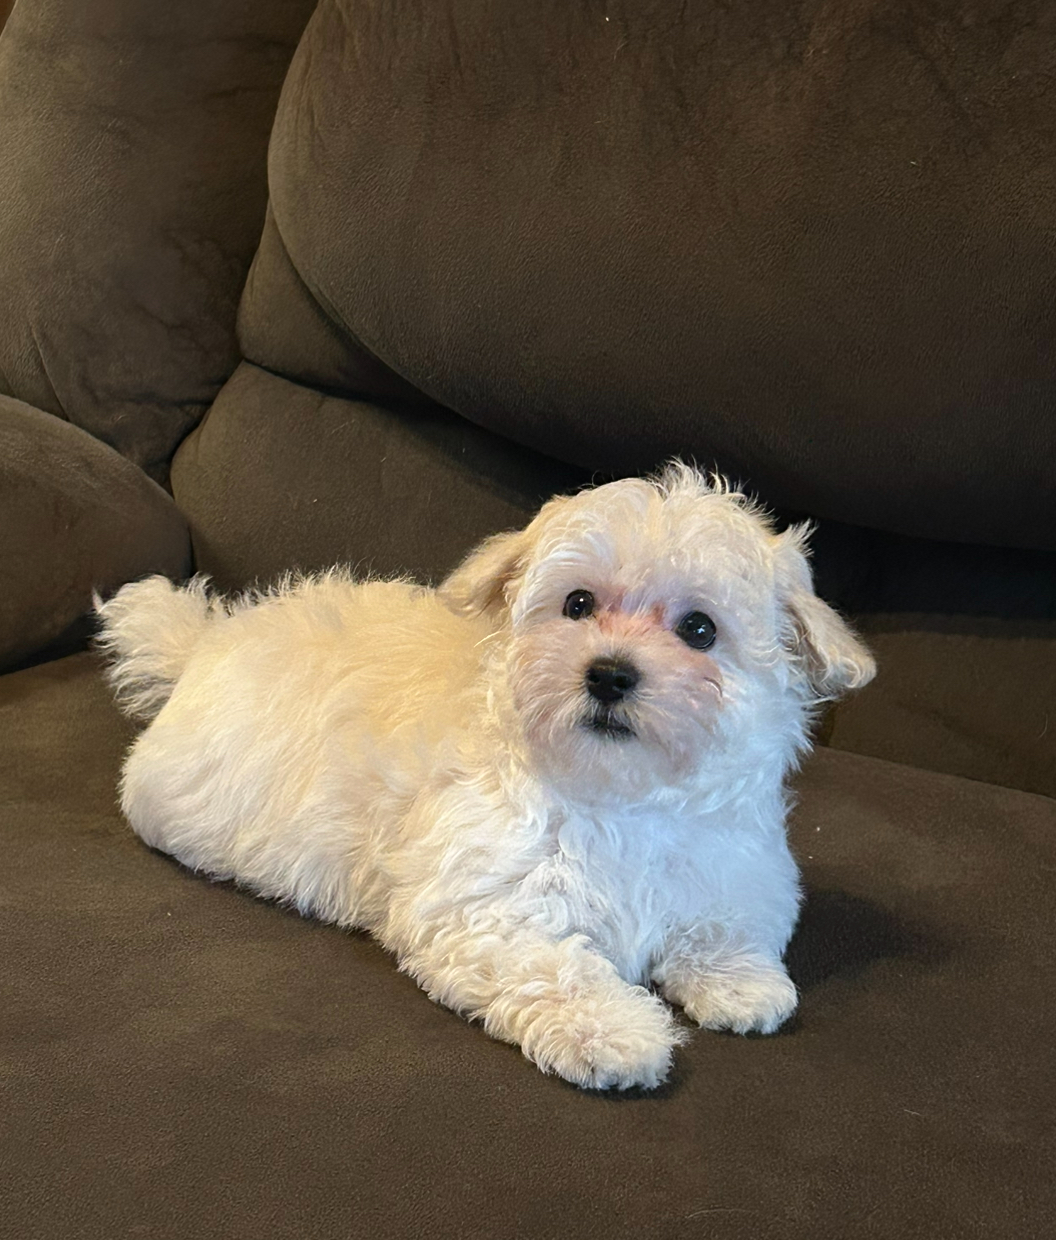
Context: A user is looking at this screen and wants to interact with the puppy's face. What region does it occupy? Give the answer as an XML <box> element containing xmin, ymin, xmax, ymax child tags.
<box><xmin>443</xmin><ymin>466</ymin><xmax>874</xmax><ymax>800</ymax></box>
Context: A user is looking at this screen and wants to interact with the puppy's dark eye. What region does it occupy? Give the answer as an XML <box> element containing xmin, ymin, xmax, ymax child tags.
<box><xmin>563</xmin><ymin>590</ymin><xmax>595</xmax><ymax>620</ymax></box>
<box><xmin>676</xmin><ymin>611</ymin><xmax>717</xmax><ymax>650</ymax></box>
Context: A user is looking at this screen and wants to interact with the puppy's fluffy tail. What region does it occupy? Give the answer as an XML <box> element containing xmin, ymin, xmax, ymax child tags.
<box><xmin>95</xmin><ymin>575</ymin><xmax>218</xmax><ymax>722</ymax></box>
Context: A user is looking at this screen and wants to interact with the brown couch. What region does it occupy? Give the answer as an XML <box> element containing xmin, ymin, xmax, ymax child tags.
<box><xmin>3</xmin><ymin>2</ymin><xmax>1054</xmax><ymax>1237</ymax></box>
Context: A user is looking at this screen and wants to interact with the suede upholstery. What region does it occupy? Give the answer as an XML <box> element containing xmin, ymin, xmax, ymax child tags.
<box><xmin>0</xmin><ymin>396</ymin><xmax>190</xmax><ymax>671</ymax></box>
<box><xmin>806</xmin><ymin>522</ymin><xmax>1056</xmax><ymax>798</ymax></box>
<box><xmin>0</xmin><ymin>0</ymin><xmax>317</xmax><ymax>482</ymax></box>
<box><xmin>2</xmin><ymin>2</ymin><xmax>1056</xmax><ymax>1237</ymax></box>
<box><xmin>3</xmin><ymin>653</ymin><xmax>1055</xmax><ymax>1240</ymax></box>
<box><xmin>171</xmin><ymin>362</ymin><xmax>587</xmax><ymax>592</ymax></box>
<box><xmin>239</xmin><ymin>0</ymin><xmax>1056</xmax><ymax>549</ymax></box>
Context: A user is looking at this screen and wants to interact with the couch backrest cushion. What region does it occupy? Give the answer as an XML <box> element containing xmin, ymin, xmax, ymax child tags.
<box><xmin>241</xmin><ymin>0</ymin><xmax>1056</xmax><ymax>549</ymax></box>
<box><xmin>0</xmin><ymin>0</ymin><xmax>317</xmax><ymax>483</ymax></box>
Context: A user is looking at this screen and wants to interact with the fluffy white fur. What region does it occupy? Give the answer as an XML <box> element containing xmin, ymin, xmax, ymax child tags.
<box><xmin>96</xmin><ymin>464</ymin><xmax>875</xmax><ymax>1090</ymax></box>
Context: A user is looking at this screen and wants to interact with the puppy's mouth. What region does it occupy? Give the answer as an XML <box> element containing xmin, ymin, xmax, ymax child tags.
<box><xmin>581</xmin><ymin>709</ymin><xmax>637</xmax><ymax>740</ymax></box>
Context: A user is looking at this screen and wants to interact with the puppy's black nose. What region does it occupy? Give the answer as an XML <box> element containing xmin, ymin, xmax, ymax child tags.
<box><xmin>584</xmin><ymin>656</ymin><xmax>640</xmax><ymax>704</ymax></box>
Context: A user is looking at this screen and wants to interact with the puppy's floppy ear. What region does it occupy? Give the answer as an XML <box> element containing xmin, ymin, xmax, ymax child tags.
<box><xmin>439</xmin><ymin>528</ymin><xmax>530</xmax><ymax>617</ymax></box>
<box><xmin>773</xmin><ymin>523</ymin><xmax>876</xmax><ymax>698</ymax></box>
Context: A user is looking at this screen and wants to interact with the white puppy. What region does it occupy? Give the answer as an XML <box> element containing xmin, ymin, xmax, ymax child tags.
<box><xmin>96</xmin><ymin>464</ymin><xmax>874</xmax><ymax>1090</ymax></box>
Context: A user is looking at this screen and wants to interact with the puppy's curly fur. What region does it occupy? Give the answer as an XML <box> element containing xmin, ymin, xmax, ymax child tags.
<box><xmin>97</xmin><ymin>464</ymin><xmax>874</xmax><ymax>1090</ymax></box>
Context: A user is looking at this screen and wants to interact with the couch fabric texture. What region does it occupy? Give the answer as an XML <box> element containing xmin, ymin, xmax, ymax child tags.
<box><xmin>3</xmin><ymin>1</ymin><xmax>1055</xmax><ymax>1238</ymax></box>
<box><xmin>0</xmin><ymin>395</ymin><xmax>190</xmax><ymax>671</ymax></box>
<box><xmin>0</xmin><ymin>0</ymin><xmax>318</xmax><ymax>482</ymax></box>
<box><xmin>231</xmin><ymin>0</ymin><xmax>1056</xmax><ymax>549</ymax></box>
<box><xmin>5</xmin><ymin>652</ymin><xmax>1056</xmax><ymax>1240</ymax></box>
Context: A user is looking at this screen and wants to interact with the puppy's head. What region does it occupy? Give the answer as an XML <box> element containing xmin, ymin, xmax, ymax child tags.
<box><xmin>442</xmin><ymin>464</ymin><xmax>875</xmax><ymax>800</ymax></box>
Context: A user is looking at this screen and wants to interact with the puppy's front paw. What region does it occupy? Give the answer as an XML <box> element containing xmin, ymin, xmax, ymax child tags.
<box><xmin>519</xmin><ymin>987</ymin><xmax>684</xmax><ymax>1091</ymax></box>
<box><xmin>675</xmin><ymin>964</ymin><xmax>797</xmax><ymax>1036</ymax></box>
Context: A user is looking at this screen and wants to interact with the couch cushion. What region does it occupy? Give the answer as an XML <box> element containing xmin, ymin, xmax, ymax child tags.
<box><xmin>824</xmin><ymin>618</ymin><xmax>1056</xmax><ymax>800</ymax></box>
<box><xmin>807</xmin><ymin>520</ymin><xmax>1056</xmax><ymax>799</ymax></box>
<box><xmin>0</xmin><ymin>0</ymin><xmax>317</xmax><ymax>483</ymax></box>
<box><xmin>3</xmin><ymin>652</ymin><xmax>1053</xmax><ymax>1239</ymax></box>
<box><xmin>240</xmin><ymin>0</ymin><xmax>1056</xmax><ymax>548</ymax></box>
<box><xmin>171</xmin><ymin>361</ymin><xmax>587</xmax><ymax>591</ymax></box>
<box><xmin>0</xmin><ymin>396</ymin><xmax>190</xmax><ymax>672</ymax></box>
<box><xmin>174</xmin><ymin>366</ymin><xmax>1056</xmax><ymax>797</ymax></box>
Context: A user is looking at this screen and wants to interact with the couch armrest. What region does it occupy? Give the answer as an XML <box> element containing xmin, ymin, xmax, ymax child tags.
<box><xmin>0</xmin><ymin>396</ymin><xmax>191</xmax><ymax>671</ymax></box>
